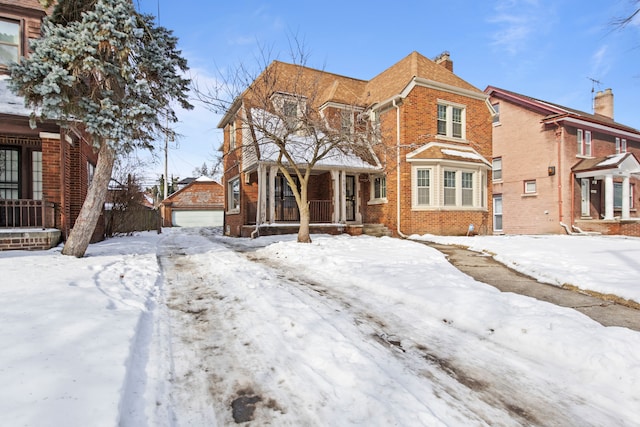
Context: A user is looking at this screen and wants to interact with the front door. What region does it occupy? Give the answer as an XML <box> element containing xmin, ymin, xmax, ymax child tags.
<box><xmin>581</xmin><ymin>178</ymin><xmax>590</xmax><ymax>217</ymax></box>
<box><xmin>345</xmin><ymin>175</ymin><xmax>356</xmax><ymax>221</ymax></box>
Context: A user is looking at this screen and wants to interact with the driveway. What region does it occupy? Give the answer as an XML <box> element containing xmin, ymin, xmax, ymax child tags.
<box><xmin>425</xmin><ymin>242</ymin><xmax>640</xmax><ymax>332</ymax></box>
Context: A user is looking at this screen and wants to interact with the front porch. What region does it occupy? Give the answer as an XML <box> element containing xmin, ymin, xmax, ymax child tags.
<box><xmin>244</xmin><ymin>164</ymin><xmax>372</xmax><ymax>235</ymax></box>
<box><xmin>0</xmin><ymin>199</ymin><xmax>60</xmax><ymax>250</ymax></box>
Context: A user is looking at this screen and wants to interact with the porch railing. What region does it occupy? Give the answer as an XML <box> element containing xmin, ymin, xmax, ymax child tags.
<box><xmin>246</xmin><ymin>199</ymin><xmax>333</xmax><ymax>224</ymax></box>
<box><xmin>0</xmin><ymin>199</ymin><xmax>52</xmax><ymax>229</ymax></box>
<box><xmin>309</xmin><ymin>200</ymin><xmax>332</xmax><ymax>223</ymax></box>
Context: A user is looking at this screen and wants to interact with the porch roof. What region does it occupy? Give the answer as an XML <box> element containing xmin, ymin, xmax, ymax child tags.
<box><xmin>406</xmin><ymin>142</ymin><xmax>491</xmax><ymax>167</ymax></box>
<box><xmin>0</xmin><ymin>76</ymin><xmax>31</xmax><ymax>117</ymax></box>
<box><xmin>572</xmin><ymin>153</ymin><xmax>640</xmax><ymax>177</ymax></box>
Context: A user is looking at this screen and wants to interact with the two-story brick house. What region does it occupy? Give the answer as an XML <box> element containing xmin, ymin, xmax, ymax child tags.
<box><xmin>0</xmin><ymin>0</ymin><xmax>100</xmax><ymax>250</ymax></box>
<box><xmin>219</xmin><ymin>51</ymin><xmax>493</xmax><ymax>237</ymax></box>
<box><xmin>487</xmin><ymin>86</ymin><xmax>640</xmax><ymax>236</ymax></box>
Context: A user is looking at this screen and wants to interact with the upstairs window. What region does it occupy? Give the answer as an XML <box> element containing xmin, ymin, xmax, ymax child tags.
<box><xmin>437</xmin><ymin>102</ymin><xmax>465</xmax><ymax>139</ymax></box>
<box><xmin>492</xmin><ymin>157</ymin><xmax>502</xmax><ymax>181</ymax></box>
<box><xmin>0</xmin><ymin>18</ymin><xmax>20</xmax><ymax>68</ymax></box>
<box><xmin>577</xmin><ymin>129</ymin><xmax>592</xmax><ymax>157</ymax></box>
<box><xmin>492</xmin><ymin>103</ymin><xmax>500</xmax><ymax>125</ymax></box>
<box><xmin>283</xmin><ymin>100</ymin><xmax>298</xmax><ymax>130</ymax></box>
<box><xmin>616</xmin><ymin>137</ymin><xmax>627</xmax><ymax>154</ymax></box>
<box><xmin>340</xmin><ymin>109</ymin><xmax>352</xmax><ymax>134</ymax></box>
<box><xmin>229</xmin><ymin>120</ymin><xmax>236</xmax><ymax>150</ymax></box>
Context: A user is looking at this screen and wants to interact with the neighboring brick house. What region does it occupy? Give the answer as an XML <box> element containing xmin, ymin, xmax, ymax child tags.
<box><xmin>219</xmin><ymin>51</ymin><xmax>493</xmax><ymax>237</ymax></box>
<box><xmin>486</xmin><ymin>86</ymin><xmax>640</xmax><ymax>236</ymax></box>
<box><xmin>0</xmin><ymin>0</ymin><xmax>100</xmax><ymax>250</ymax></box>
<box><xmin>161</xmin><ymin>177</ymin><xmax>224</xmax><ymax>227</ymax></box>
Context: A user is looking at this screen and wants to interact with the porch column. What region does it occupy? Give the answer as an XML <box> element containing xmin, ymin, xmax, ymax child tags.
<box><xmin>257</xmin><ymin>165</ymin><xmax>268</xmax><ymax>224</ymax></box>
<box><xmin>331</xmin><ymin>170</ymin><xmax>340</xmax><ymax>223</ymax></box>
<box><xmin>622</xmin><ymin>175</ymin><xmax>631</xmax><ymax>220</ymax></box>
<box><xmin>340</xmin><ymin>170</ymin><xmax>347</xmax><ymax>223</ymax></box>
<box><xmin>269</xmin><ymin>166</ymin><xmax>278</xmax><ymax>224</ymax></box>
<box><xmin>604</xmin><ymin>174</ymin><xmax>615</xmax><ymax>220</ymax></box>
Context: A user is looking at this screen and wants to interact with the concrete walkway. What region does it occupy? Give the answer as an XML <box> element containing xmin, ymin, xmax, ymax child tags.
<box><xmin>425</xmin><ymin>242</ymin><xmax>640</xmax><ymax>332</ymax></box>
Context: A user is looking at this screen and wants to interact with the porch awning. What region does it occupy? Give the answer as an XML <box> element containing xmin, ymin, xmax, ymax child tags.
<box><xmin>573</xmin><ymin>153</ymin><xmax>640</xmax><ymax>178</ymax></box>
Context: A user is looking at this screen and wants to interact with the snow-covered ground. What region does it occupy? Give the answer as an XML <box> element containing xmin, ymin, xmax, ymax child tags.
<box><xmin>1</xmin><ymin>228</ymin><xmax>639</xmax><ymax>426</ymax></box>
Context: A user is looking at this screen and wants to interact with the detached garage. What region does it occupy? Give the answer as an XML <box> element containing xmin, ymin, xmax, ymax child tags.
<box><xmin>161</xmin><ymin>177</ymin><xmax>224</xmax><ymax>227</ymax></box>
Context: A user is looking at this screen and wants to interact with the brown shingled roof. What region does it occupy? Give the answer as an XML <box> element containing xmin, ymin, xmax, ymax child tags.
<box><xmin>363</xmin><ymin>51</ymin><xmax>482</xmax><ymax>104</ymax></box>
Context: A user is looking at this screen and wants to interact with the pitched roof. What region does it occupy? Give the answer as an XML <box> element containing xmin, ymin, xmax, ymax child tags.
<box><xmin>486</xmin><ymin>86</ymin><xmax>640</xmax><ymax>136</ymax></box>
<box><xmin>407</xmin><ymin>142</ymin><xmax>491</xmax><ymax>166</ymax></box>
<box><xmin>363</xmin><ymin>51</ymin><xmax>481</xmax><ymax>105</ymax></box>
<box><xmin>219</xmin><ymin>51</ymin><xmax>484</xmax><ymax>127</ymax></box>
<box><xmin>572</xmin><ymin>153</ymin><xmax>640</xmax><ymax>175</ymax></box>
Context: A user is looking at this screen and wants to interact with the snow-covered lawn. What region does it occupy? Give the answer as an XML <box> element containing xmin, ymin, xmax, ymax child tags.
<box><xmin>1</xmin><ymin>228</ymin><xmax>639</xmax><ymax>426</ymax></box>
<box><xmin>413</xmin><ymin>233</ymin><xmax>640</xmax><ymax>304</ymax></box>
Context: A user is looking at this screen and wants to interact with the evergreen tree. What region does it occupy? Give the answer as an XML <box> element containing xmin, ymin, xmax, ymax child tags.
<box><xmin>10</xmin><ymin>0</ymin><xmax>191</xmax><ymax>257</ymax></box>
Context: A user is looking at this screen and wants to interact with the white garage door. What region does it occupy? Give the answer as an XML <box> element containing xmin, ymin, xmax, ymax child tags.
<box><xmin>172</xmin><ymin>210</ymin><xmax>224</xmax><ymax>227</ymax></box>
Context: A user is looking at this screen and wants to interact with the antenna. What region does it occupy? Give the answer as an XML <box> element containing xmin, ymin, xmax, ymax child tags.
<box><xmin>587</xmin><ymin>77</ymin><xmax>602</xmax><ymax>113</ymax></box>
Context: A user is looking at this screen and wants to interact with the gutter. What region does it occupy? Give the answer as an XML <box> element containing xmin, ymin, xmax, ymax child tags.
<box><xmin>394</xmin><ymin>97</ymin><xmax>408</xmax><ymax>238</ymax></box>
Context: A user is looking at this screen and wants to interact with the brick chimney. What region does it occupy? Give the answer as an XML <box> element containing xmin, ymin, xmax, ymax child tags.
<box><xmin>594</xmin><ymin>88</ymin><xmax>614</xmax><ymax>119</ymax></box>
<box><xmin>434</xmin><ymin>51</ymin><xmax>453</xmax><ymax>72</ymax></box>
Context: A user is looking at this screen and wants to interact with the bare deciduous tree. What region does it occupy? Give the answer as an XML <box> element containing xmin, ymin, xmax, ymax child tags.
<box><xmin>196</xmin><ymin>43</ymin><xmax>379</xmax><ymax>243</ymax></box>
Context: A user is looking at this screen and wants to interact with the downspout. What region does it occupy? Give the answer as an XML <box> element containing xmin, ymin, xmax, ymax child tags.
<box><xmin>557</xmin><ymin>125</ymin><xmax>564</xmax><ymax>228</ymax></box>
<box><xmin>394</xmin><ymin>97</ymin><xmax>408</xmax><ymax>238</ymax></box>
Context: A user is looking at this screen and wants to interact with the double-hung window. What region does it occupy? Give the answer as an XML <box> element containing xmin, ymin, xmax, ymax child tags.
<box><xmin>228</xmin><ymin>177</ymin><xmax>240</xmax><ymax>212</ymax></box>
<box><xmin>0</xmin><ymin>18</ymin><xmax>20</xmax><ymax>68</ymax></box>
<box><xmin>416</xmin><ymin>168</ymin><xmax>431</xmax><ymax>206</ymax></box>
<box><xmin>371</xmin><ymin>175</ymin><xmax>386</xmax><ymax>201</ymax></box>
<box><xmin>229</xmin><ymin>121</ymin><xmax>236</xmax><ymax>150</ymax></box>
<box><xmin>615</xmin><ymin>137</ymin><xmax>627</xmax><ymax>154</ymax></box>
<box><xmin>437</xmin><ymin>102</ymin><xmax>465</xmax><ymax>139</ymax></box>
<box><xmin>492</xmin><ymin>157</ymin><xmax>502</xmax><ymax>181</ymax></box>
<box><xmin>577</xmin><ymin>129</ymin><xmax>592</xmax><ymax>156</ymax></box>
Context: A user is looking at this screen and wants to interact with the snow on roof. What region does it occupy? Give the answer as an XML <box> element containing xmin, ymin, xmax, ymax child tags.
<box><xmin>441</xmin><ymin>148</ymin><xmax>483</xmax><ymax>161</ymax></box>
<box><xmin>250</xmin><ymin>108</ymin><xmax>380</xmax><ymax>171</ymax></box>
<box><xmin>195</xmin><ymin>176</ymin><xmax>215</xmax><ymax>182</ymax></box>
<box><xmin>0</xmin><ymin>75</ymin><xmax>31</xmax><ymax>117</ymax></box>
<box><xmin>596</xmin><ymin>153</ymin><xmax>627</xmax><ymax>167</ymax></box>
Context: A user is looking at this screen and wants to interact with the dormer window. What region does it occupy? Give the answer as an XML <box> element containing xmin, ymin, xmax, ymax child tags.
<box><xmin>0</xmin><ymin>18</ymin><xmax>21</xmax><ymax>68</ymax></box>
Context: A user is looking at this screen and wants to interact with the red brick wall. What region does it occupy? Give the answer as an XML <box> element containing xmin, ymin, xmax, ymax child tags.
<box><xmin>375</xmin><ymin>85</ymin><xmax>493</xmax><ymax>236</ymax></box>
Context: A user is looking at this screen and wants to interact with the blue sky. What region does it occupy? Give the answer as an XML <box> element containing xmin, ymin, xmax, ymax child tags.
<box><xmin>134</xmin><ymin>0</ymin><xmax>640</xmax><ymax>182</ymax></box>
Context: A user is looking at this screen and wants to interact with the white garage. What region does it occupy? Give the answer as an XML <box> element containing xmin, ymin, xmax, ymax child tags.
<box><xmin>161</xmin><ymin>177</ymin><xmax>225</xmax><ymax>228</ymax></box>
<box><xmin>171</xmin><ymin>209</ymin><xmax>224</xmax><ymax>227</ymax></box>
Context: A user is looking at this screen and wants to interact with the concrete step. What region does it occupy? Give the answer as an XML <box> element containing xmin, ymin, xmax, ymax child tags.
<box><xmin>362</xmin><ymin>223</ymin><xmax>392</xmax><ymax>237</ymax></box>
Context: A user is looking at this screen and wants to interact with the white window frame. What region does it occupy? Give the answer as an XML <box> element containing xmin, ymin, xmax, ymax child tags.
<box><xmin>492</xmin><ymin>157</ymin><xmax>502</xmax><ymax>181</ymax></box>
<box><xmin>413</xmin><ymin>167</ymin><xmax>433</xmax><ymax>208</ymax></box>
<box><xmin>524</xmin><ymin>179</ymin><xmax>536</xmax><ymax>194</ymax></box>
<box><xmin>614</xmin><ymin>182</ymin><xmax>634</xmax><ymax>209</ymax></box>
<box><xmin>616</xmin><ymin>138</ymin><xmax>628</xmax><ymax>154</ymax></box>
<box><xmin>369</xmin><ymin>175</ymin><xmax>387</xmax><ymax>203</ymax></box>
<box><xmin>227</xmin><ymin>176</ymin><xmax>240</xmax><ymax>213</ymax></box>
<box><xmin>32</xmin><ymin>151</ymin><xmax>42</xmax><ymax>200</ymax></box>
<box><xmin>577</xmin><ymin>129</ymin><xmax>592</xmax><ymax>157</ymax></box>
<box><xmin>412</xmin><ymin>164</ymin><xmax>486</xmax><ymax>210</ymax></box>
<box><xmin>493</xmin><ymin>195</ymin><xmax>503</xmax><ymax>232</ymax></box>
<box><xmin>229</xmin><ymin>120</ymin><xmax>236</xmax><ymax>150</ymax></box>
<box><xmin>436</xmin><ymin>101</ymin><xmax>466</xmax><ymax>140</ymax></box>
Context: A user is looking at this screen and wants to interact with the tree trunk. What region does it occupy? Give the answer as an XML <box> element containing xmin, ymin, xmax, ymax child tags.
<box><xmin>61</xmin><ymin>141</ymin><xmax>115</xmax><ymax>257</ymax></box>
<box><xmin>297</xmin><ymin>186</ymin><xmax>312</xmax><ymax>243</ymax></box>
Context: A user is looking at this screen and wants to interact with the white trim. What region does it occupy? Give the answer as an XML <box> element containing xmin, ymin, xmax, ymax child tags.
<box><xmin>549</xmin><ymin>116</ymin><xmax>640</xmax><ymax>140</ymax></box>
<box><xmin>39</xmin><ymin>132</ymin><xmax>61</xmax><ymax>140</ymax></box>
